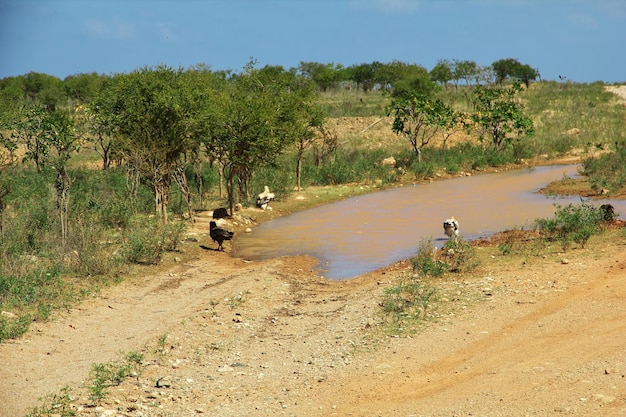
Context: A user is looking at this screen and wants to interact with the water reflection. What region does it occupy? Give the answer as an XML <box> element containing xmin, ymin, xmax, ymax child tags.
<box><xmin>233</xmin><ymin>165</ymin><xmax>625</xmax><ymax>279</ymax></box>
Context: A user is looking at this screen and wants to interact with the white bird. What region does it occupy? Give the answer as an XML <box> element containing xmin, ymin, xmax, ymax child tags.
<box><xmin>256</xmin><ymin>185</ymin><xmax>275</xmax><ymax>210</ymax></box>
<box><xmin>443</xmin><ymin>217</ymin><xmax>459</xmax><ymax>239</ymax></box>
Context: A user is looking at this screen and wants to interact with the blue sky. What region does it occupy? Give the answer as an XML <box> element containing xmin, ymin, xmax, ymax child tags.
<box><xmin>1</xmin><ymin>0</ymin><xmax>624</xmax><ymax>83</ymax></box>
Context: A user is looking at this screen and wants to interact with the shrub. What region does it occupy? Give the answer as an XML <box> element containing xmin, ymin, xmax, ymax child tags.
<box><xmin>381</xmin><ymin>279</ymin><xmax>438</xmax><ymax>323</ymax></box>
<box><xmin>441</xmin><ymin>237</ymin><xmax>481</xmax><ymax>273</ymax></box>
<box><xmin>411</xmin><ymin>238</ymin><xmax>447</xmax><ymax>277</ymax></box>
<box><xmin>120</xmin><ymin>217</ymin><xmax>186</xmax><ymax>265</ymax></box>
<box><xmin>535</xmin><ymin>201</ymin><xmax>606</xmax><ymax>250</ymax></box>
<box><xmin>25</xmin><ymin>386</ymin><xmax>75</xmax><ymax>417</ymax></box>
<box><xmin>88</xmin><ymin>361</ymin><xmax>132</xmax><ymax>404</ymax></box>
<box><xmin>411</xmin><ymin>237</ymin><xmax>480</xmax><ymax>276</ymax></box>
<box><xmin>0</xmin><ymin>266</ymin><xmax>67</xmax><ymax>342</ymax></box>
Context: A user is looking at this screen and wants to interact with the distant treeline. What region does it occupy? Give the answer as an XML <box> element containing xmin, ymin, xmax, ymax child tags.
<box><xmin>0</xmin><ymin>57</ymin><xmax>540</xmax><ymax>111</ymax></box>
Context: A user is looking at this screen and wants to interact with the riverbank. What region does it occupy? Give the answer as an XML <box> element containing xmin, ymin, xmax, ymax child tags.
<box><xmin>2</xmin><ymin>155</ymin><xmax>625</xmax><ymax>416</ymax></box>
<box><xmin>4</xmin><ymin>86</ymin><xmax>626</xmax><ymax>415</ymax></box>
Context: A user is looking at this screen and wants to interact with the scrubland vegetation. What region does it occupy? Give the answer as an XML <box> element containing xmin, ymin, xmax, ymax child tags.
<box><xmin>1</xmin><ymin>60</ymin><xmax>625</xmax><ymax>343</ymax></box>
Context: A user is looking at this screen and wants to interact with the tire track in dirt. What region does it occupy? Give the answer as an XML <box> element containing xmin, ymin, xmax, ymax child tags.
<box><xmin>310</xmin><ymin>250</ymin><xmax>626</xmax><ymax>416</ymax></box>
<box><xmin>0</xmin><ymin>253</ymin><xmax>281</xmax><ymax>417</ymax></box>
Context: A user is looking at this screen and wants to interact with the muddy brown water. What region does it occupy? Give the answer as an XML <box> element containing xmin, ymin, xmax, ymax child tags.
<box><xmin>233</xmin><ymin>165</ymin><xmax>626</xmax><ymax>279</ymax></box>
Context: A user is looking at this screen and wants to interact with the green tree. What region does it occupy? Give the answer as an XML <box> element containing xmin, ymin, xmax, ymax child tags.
<box><xmin>1</xmin><ymin>104</ymin><xmax>80</xmax><ymax>243</ymax></box>
<box><xmin>430</xmin><ymin>59</ymin><xmax>454</xmax><ymax>87</ymax></box>
<box><xmin>492</xmin><ymin>58</ymin><xmax>539</xmax><ymax>87</ymax></box>
<box><xmin>388</xmin><ymin>94</ymin><xmax>461</xmax><ymax>163</ymax></box>
<box><xmin>105</xmin><ymin>66</ymin><xmax>193</xmax><ymax>222</ymax></box>
<box><xmin>22</xmin><ymin>72</ymin><xmax>64</xmax><ymax>110</ymax></box>
<box><xmin>63</xmin><ymin>72</ymin><xmax>105</xmax><ymax>104</ymax></box>
<box><xmin>83</xmin><ymin>74</ymin><xmax>127</xmax><ymax>171</ymax></box>
<box><xmin>347</xmin><ymin>62</ymin><xmax>378</xmax><ymax>92</ymax></box>
<box><xmin>470</xmin><ymin>83</ymin><xmax>534</xmax><ymax>149</ymax></box>
<box><xmin>453</xmin><ymin>59</ymin><xmax>479</xmax><ymax>87</ymax></box>
<box><xmin>7</xmin><ymin>105</ymin><xmax>49</xmax><ymax>171</ymax></box>
<box><xmin>204</xmin><ymin>61</ymin><xmax>316</xmax><ymax>213</ymax></box>
<box><xmin>44</xmin><ymin>109</ymin><xmax>81</xmax><ymax>243</ymax></box>
<box><xmin>511</xmin><ymin>64</ymin><xmax>539</xmax><ymax>88</ymax></box>
<box><xmin>298</xmin><ymin>62</ymin><xmax>344</xmax><ymax>91</ymax></box>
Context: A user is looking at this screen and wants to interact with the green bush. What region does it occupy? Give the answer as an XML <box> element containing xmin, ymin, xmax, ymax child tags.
<box><xmin>535</xmin><ymin>201</ymin><xmax>606</xmax><ymax>250</ymax></box>
<box><xmin>88</xmin><ymin>361</ymin><xmax>131</xmax><ymax>404</ymax></box>
<box><xmin>583</xmin><ymin>145</ymin><xmax>626</xmax><ymax>194</ymax></box>
<box><xmin>25</xmin><ymin>386</ymin><xmax>75</xmax><ymax>417</ymax></box>
<box><xmin>441</xmin><ymin>237</ymin><xmax>481</xmax><ymax>273</ymax></box>
<box><xmin>411</xmin><ymin>237</ymin><xmax>479</xmax><ymax>276</ymax></box>
<box><xmin>0</xmin><ymin>266</ymin><xmax>68</xmax><ymax>341</ymax></box>
<box><xmin>381</xmin><ymin>279</ymin><xmax>438</xmax><ymax>322</ymax></box>
<box><xmin>411</xmin><ymin>238</ymin><xmax>447</xmax><ymax>277</ymax></box>
<box><xmin>120</xmin><ymin>217</ymin><xmax>186</xmax><ymax>265</ymax></box>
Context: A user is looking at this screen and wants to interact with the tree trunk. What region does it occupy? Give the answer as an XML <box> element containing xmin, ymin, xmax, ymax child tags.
<box><xmin>153</xmin><ymin>174</ymin><xmax>171</xmax><ymax>223</ymax></box>
<box><xmin>55</xmin><ymin>167</ymin><xmax>72</xmax><ymax>245</ymax></box>
<box><xmin>174</xmin><ymin>163</ymin><xmax>195</xmax><ymax>223</ymax></box>
<box><xmin>296</xmin><ymin>156</ymin><xmax>302</xmax><ymax>192</ymax></box>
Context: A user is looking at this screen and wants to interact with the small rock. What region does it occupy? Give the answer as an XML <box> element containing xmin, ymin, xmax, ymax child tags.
<box><xmin>561</xmin><ymin>258</ymin><xmax>570</xmax><ymax>264</ymax></box>
<box><xmin>1</xmin><ymin>311</ymin><xmax>16</xmax><ymax>319</ymax></box>
<box><xmin>592</xmin><ymin>393</ymin><xmax>616</xmax><ymax>403</ymax></box>
<box><xmin>155</xmin><ymin>377</ymin><xmax>171</xmax><ymax>388</ymax></box>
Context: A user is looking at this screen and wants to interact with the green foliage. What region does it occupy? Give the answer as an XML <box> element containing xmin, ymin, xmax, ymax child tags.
<box><xmin>381</xmin><ymin>279</ymin><xmax>438</xmax><ymax>324</ymax></box>
<box><xmin>441</xmin><ymin>237</ymin><xmax>481</xmax><ymax>273</ymax></box>
<box><xmin>88</xmin><ymin>360</ymin><xmax>132</xmax><ymax>404</ymax></box>
<box><xmin>583</xmin><ymin>143</ymin><xmax>626</xmax><ymax>194</ymax></box>
<box><xmin>410</xmin><ymin>237</ymin><xmax>479</xmax><ymax>277</ymax></box>
<box><xmin>204</xmin><ymin>60</ymin><xmax>323</xmax><ymax>212</ymax></box>
<box><xmin>25</xmin><ymin>386</ymin><xmax>75</xmax><ymax>417</ymax></box>
<box><xmin>430</xmin><ymin>59</ymin><xmax>454</xmax><ymax>86</ymax></box>
<box><xmin>388</xmin><ymin>93</ymin><xmax>463</xmax><ymax>162</ymax></box>
<box><xmin>0</xmin><ymin>267</ymin><xmax>66</xmax><ymax>341</ymax></box>
<box><xmin>411</xmin><ymin>238</ymin><xmax>447</xmax><ymax>277</ymax></box>
<box><xmin>470</xmin><ymin>83</ymin><xmax>534</xmax><ymax>149</ymax></box>
<box><xmin>535</xmin><ymin>201</ymin><xmax>607</xmax><ymax>250</ymax></box>
<box><xmin>120</xmin><ymin>217</ymin><xmax>185</xmax><ymax>265</ymax></box>
<box><xmin>492</xmin><ymin>58</ymin><xmax>539</xmax><ymax>87</ymax></box>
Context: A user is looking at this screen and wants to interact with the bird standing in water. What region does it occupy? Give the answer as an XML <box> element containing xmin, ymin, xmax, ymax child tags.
<box><xmin>443</xmin><ymin>217</ymin><xmax>459</xmax><ymax>239</ymax></box>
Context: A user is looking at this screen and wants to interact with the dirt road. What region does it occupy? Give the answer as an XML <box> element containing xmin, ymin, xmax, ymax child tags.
<box><xmin>2</xmin><ymin>86</ymin><xmax>626</xmax><ymax>416</ymax></box>
<box><xmin>1</xmin><ymin>207</ymin><xmax>625</xmax><ymax>416</ymax></box>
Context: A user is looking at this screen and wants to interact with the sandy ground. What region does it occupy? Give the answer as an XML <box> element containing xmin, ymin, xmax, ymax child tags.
<box><xmin>1</xmin><ymin>86</ymin><xmax>626</xmax><ymax>417</ymax></box>
<box><xmin>1</xmin><ymin>209</ymin><xmax>625</xmax><ymax>417</ymax></box>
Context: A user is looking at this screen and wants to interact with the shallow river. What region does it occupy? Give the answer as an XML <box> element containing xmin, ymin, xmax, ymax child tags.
<box><xmin>233</xmin><ymin>165</ymin><xmax>626</xmax><ymax>279</ymax></box>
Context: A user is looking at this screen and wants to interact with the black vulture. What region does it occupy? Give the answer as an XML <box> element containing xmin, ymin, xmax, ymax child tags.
<box><xmin>209</xmin><ymin>221</ymin><xmax>234</xmax><ymax>251</ymax></box>
<box><xmin>600</xmin><ymin>204</ymin><xmax>616</xmax><ymax>222</ymax></box>
<box><xmin>212</xmin><ymin>207</ymin><xmax>229</xmax><ymax>219</ymax></box>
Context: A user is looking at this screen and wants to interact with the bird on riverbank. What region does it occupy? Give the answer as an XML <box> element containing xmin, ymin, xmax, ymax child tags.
<box><xmin>256</xmin><ymin>185</ymin><xmax>275</xmax><ymax>210</ymax></box>
<box><xmin>443</xmin><ymin>217</ymin><xmax>459</xmax><ymax>239</ymax></box>
<box><xmin>210</xmin><ymin>221</ymin><xmax>234</xmax><ymax>251</ymax></box>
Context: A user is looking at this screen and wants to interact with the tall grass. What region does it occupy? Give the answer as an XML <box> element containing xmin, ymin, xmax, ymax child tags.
<box><xmin>0</xmin><ymin>166</ymin><xmax>179</xmax><ymax>342</ymax></box>
<box><xmin>318</xmin><ymin>88</ymin><xmax>389</xmax><ymax>118</ymax></box>
<box><xmin>523</xmin><ymin>81</ymin><xmax>626</xmax><ymax>157</ymax></box>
